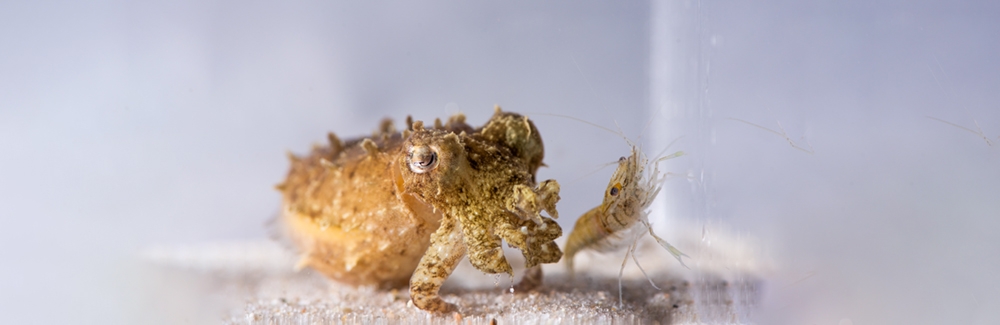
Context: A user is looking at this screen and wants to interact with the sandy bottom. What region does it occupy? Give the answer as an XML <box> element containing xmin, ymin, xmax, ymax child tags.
<box><xmin>231</xmin><ymin>266</ymin><xmax>759</xmax><ymax>324</ymax></box>
<box><xmin>139</xmin><ymin>234</ymin><xmax>763</xmax><ymax>325</ymax></box>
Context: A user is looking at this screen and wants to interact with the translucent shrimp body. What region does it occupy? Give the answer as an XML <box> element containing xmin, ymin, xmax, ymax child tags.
<box><xmin>564</xmin><ymin>145</ymin><xmax>687</xmax><ymax>274</ymax></box>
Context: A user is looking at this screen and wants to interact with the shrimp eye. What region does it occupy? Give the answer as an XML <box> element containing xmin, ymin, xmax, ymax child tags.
<box><xmin>609</xmin><ymin>183</ymin><xmax>621</xmax><ymax>196</ymax></box>
<box><xmin>618</xmin><ymin>156</ymin><xmax>627</xmax><ymax>162</ymax></box>
<box><xmin>407</xmin><ymin>145</ymin><xmax>437</xmax><ymax>173</ymax></box>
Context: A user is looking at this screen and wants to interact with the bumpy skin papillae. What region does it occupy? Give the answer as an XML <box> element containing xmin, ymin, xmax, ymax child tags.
<box><xmin>279</xmin><ymin>128</ymin><xmax>433</xmax><ymax>289</ymax></box>
<box><xmin>400</xmin><ymin>114</ymin><xmax>562</xmax><ymax>312</ymax></box>
<box><xmin>475</xmin><ymin>110</ymin><xmax>547</xmax><ymax>180</ymax></box>
<box><xmin>278</xmin><ymin>108</ymin><xmax>562</xmax><ymax>314</ymax></box>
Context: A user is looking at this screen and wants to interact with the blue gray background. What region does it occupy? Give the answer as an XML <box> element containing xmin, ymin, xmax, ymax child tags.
<box><xmin>1</xmin><ymin>1</ymin><xmax>997</xmax><ymax>324</ymax></box>
<box><xmin>651</xmin><ymin>1</ymin><xmax>999</xmax><ymax>324</ymax></box>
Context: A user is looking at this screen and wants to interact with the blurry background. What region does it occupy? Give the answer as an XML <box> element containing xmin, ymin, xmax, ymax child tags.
<box><xmin>0</xmin><ymin>1</ymin><xmax>997</xmax><ymax>324</ymax></box>
<box><xmin>651</xmin><ymin>1</ymin><xmax>1000</xmax><ymax>324</ymax></box>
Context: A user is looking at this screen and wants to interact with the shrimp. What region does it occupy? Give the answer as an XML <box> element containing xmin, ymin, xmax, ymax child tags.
<box><xmin>563</xmin><ymin>141</ymin><xmax>687</xmax><ymax>304</ymax></box>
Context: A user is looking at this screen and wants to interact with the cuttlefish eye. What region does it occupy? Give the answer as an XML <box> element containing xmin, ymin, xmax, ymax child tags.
<box><xmin>407</xmin><ymin>145</ymin><xmax>438</xmax><ymax>173</ymax></box>
<box><xmin>609</xmin><ymin>183</ymin><xmax>622</xmax><ymax>196</ymax></box>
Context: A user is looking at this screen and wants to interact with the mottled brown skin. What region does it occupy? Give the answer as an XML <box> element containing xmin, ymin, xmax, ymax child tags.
<box><xmin>277</xmin><ymin>107</ymin><xmax>563</xmax><ymax>313</ymax></box>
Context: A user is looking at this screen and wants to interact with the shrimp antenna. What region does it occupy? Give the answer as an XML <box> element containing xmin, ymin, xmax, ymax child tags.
<box><xmin>635</xmin><ymin>115</ymin><xmax>658</xmax><ymax>145</ymax></box>
<box><xmin>566</xmin><ymin>159</ymin><xmax>620</xmax><ymax>185</ymax></box>
<box><xmin>529</xmin><ymin>112</ymin><xmax>642</xmax><ymax>149</ymax></box>
<box><xmin>612</xmin><ymin>118</ymin><xmax>637</xmax><ymax>149</ymax></box>
<box><xmin>926</xmin><ymin>116</ymin><xmax>995</xmax><ymax>146</ymax></box>
<box><xmin>726</xmin><ymin>117</ymin><xmax>815</xmax><ymax>154</ymax></box>
<box><xmin>566</xmin><ymin>53</ymin><xmax>654</xmax><ymax>150</ymax></box>
<box><xmin>532</xmin><ymin>113</ymin><xmax>624</xmax><ymax>137</ymax></box>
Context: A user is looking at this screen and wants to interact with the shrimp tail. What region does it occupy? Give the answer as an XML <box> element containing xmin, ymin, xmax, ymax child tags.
<box><xmin>563</xmin><ymin>205</ymin><xmax>610</xmax><ymax>274</ymax></box>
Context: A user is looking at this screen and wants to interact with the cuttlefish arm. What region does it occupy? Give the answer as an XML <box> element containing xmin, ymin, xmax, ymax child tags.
<box><xmin>409</xmin><ymin>215</ymin><xmax>466</xmax><ymax>313</ymax></box>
